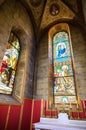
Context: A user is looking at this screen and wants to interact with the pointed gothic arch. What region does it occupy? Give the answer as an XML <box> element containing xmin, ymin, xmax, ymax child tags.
<box><xmin>48</xmin><ymin>23</ymin><xmax>79</xmax><ymax>104</ymax></box>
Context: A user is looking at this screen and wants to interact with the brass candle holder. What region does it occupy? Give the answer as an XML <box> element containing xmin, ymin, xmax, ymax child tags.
<box><xmin>76</xmin><ymin>101</ymin><xmax>80</xmax><ymax>120</ymax></box>
<box><xmin>69</xmin><ymin>102</ymin><xmax>73</xmax><ymax>119</ymax></box>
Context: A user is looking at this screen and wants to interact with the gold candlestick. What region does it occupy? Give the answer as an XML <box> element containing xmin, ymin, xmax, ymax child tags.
<box><xmin>69</xmin><ymin>102</ymin><xmax>72</xmax><ymax>119</ymax></box>
<box><xmin>76</xmin><ymin>101</ymin><xmax>80</xmax><ymax>119</ymax></box>
<box><xmin>49</xmin><ymin>101</ymin><xmax>51</xmax><ymax>109</ymax></box>
<box><xmin>70</xmin><ymin>102</ymin><xmax>72</xmax><ymax>109</ymax></box>
<box><xmin>77</xmin><ymin>103</ymin><xmax>79</xmax><ymax>109</ymax></box>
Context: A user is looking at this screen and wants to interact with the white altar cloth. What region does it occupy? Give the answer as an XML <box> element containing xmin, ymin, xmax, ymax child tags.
<box><xmin>33</xmin><ymin>113</ymin><xmax>86</xmax><ymax>130</ymax></box>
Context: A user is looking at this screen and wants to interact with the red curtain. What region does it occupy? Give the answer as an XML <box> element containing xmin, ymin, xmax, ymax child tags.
<box><xmin>45</xmin><ymin>110</ymin><xmax>58</xmax><ymax>118</ymax></box>
<box><xmin>0</xmin><ymin>105</ymin><xmax>9</xmax><ymax>130</ymax></box>
<box><xmin>21</xmin><ymin>99</ymin><xmax>32</xmax><ymax>130</ymax></box>
<box><xmin>45</xmin><ymin>110</ymin><xmax>51</xmax><ymax>117</ymax></box>
<box><xmin>7</xmin><ymin>105</ymin><xmax>21</xmax><ymax>130</ymax></box>
<box><xmin>79</xmin><ymin>112</ymin><xmax>86</xmax><ymax>119</ymax></box>
<box><xmin>51</xmin><ymin>110</ymin><xmax>58</xmax><ymax>117</ymax></box>
<box><xmin>32</xmin><ymin>100</ymin><xmax>41</xmax><ymax>123</ymax></box>
<box><xmin>72</xmin><ymin>112</ymin><xmax>78</xmax><ymax>119</ymax></box>
<box><xmin>82</xmin><ymin>100</ymin><xmax>86</xmax><ymax>110</ymax></box>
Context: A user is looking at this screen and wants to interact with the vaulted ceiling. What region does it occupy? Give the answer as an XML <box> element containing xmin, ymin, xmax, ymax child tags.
<box><xmin>0</xmin><ymin>0</ymin><xmax>85</xmax><ymax>41</ymax></box>
<box><xmin>19</xmin><ymin>0</ymin><xmax>84</xmax><ymax>41</ymax></box>
<box><xmin>0</xmin><ymin>0</ymin><xmax>5</xmax><ymax>5</ymax></box>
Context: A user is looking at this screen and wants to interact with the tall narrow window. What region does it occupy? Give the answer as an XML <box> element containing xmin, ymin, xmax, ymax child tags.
<box><xmin>0</xmin><ymin>33</ymin><xmax>20</xmax><ymax>94</ymax></box>
<box><xmin>48</xmin><ymin>23</ymin><xmax>77</xmax><ymax>104</ymax></box>
<box><xmin>53</xmin><ymin>31</ymin><xmax>76</xmax><ymax>103</ymax></box>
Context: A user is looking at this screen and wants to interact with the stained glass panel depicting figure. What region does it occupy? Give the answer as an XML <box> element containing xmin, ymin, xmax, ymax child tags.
<box><xmin>53</xmin><ymin>58</ymin><xmax>73</xmax><ymax>77</ymax></box>
<box><xmin>53</xmin><ymin>31</ymin><xmax>71</xmax><ymax>63</ymax></box>
<box><xmin>54</xmin><ymin>77</ymin><xmax>75</xmax><ymax>95</ymax></box>
<box><xmin>53</xmin><ymin>31</ymin><xmax>76</xmax><ymax>102</ymax></box>
<box><xmin>0</xmin><ymin>33</ymin><xmax>20</xmax><ymax>94</ymax></box>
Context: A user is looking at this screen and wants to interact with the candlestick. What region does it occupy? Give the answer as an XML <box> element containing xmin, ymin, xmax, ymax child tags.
<box><xmin>63</xmin><ymin>103</ymin><xmax>65</xmax><ymax>110</ymax></box>
<box><xmin>49</xmin><ymin>101</ymin><xmax>52</xmax><ymax>108</ymax></box>
<box><xmin>76</xmin><ymin>101</ymin><xmax>79</xmax><ymax>109</ymax></box>
<box><xmin>44</xmin><ymin>100</ymin><xmax>46</xmax><ymax>108</ymax></box>
<box><xmin>44</xmin><ymin>100</ymin><xmax>46</xmax><ymax>117</ymax></box>
<box><xmin>55</xmin><ymin>104</ymin><xmax>57</xmax><ymax>110</ymax></box>
<box><xmin>82</xmin><ymin>100</ymin><xmax>86</xmax><ymax>110</ymax></box>
<box><xmin>77</xmin><ymin>104</ymin><xmax>78</xmax><ymax>109</ymax></box>
<box><xmin>70</xmin><ymin>102</ymin><xmax>72</xmax><ymax>109</ymax></box>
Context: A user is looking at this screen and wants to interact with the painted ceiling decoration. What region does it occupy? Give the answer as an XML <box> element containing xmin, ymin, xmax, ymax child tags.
<box><xmin>20</xmin><ymin>0</ymin><xmax>84</xmax><ymax>39</ymax></box>
<box><xmin>62</xmin><ymin>0</ymin><xmax>79</xmax><ymax>13</ymax></box>
<box><xmin>30</xmin><ymin>0</ymin><xmax>41</xmax><ymax>7</ymax></box>
<box><xmin>40</xmin><ymin>0</ymin><xmax>75</xmax><ymax>30</ymax></box>
<box><xmin>21</xmin><ymin>0</ymin><xmax>45</xmax><ymax>27</ymax></box>
<box><xmin>49</xmin><ymin>3</ymin><xmax>59</xmax><ymax>16</ymax></box>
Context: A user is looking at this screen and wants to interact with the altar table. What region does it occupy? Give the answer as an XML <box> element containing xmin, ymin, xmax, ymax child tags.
<box><xmin>33</xmin><ymin>113</ymin><xmax>86</xmax><ymax>130</ymax></box>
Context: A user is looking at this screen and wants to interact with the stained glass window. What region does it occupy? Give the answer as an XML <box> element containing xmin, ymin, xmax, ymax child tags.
<box><xmin>53</xmin><ymin>31</ymin><xmax>76</xmax><ymax>103</ymax></box>
<box><xmin>0</xmin><ymin>33</ymin><xmax>20</xmax><ymax>94</ymax></box>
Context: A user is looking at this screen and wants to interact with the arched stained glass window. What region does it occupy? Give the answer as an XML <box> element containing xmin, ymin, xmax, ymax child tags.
<box><xmin>48</xmin><ymin>23</ymin><xmax>77</xmax><ymax>104</ymax></box>
<box><xmin>0</xmin><ymin>33</ymin><xmax>20</xmax><ymax>94</ymax></box>
<box><xmin>53</xmin><ymin>31</ymin><xmax>76</xmax><ymax>103</ymax></box>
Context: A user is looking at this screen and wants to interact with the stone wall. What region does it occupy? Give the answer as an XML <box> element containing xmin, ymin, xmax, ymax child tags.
<box><xmin>70</xmin><ymin>25</ymin><xmax>86</xmax><ymax>99</ymax></box>
<box><xmin>82</xmin><ymin>0</ymin><xmax>86</xmax><ymax>24</ymax></box>
<box><xmin>33</xmin><ymin>33</ymin><xmax>48</xmax><ymax>99</ymax></box>
<box><xmin>34</xmin><ymin>24</ymin><xmax>86</xmax><ymax>100</ymax></box>
<box><xmin>0</xmin><ymin>0</ymin><xmax>86</xmax><ymax>102</ymax></box>
<box><xmin>0</xmin><ymin>0</ymin><xmax>35</xmax><ymax>103</ymax></box>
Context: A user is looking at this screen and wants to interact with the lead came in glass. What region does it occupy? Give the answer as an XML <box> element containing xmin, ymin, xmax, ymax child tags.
<box><xmin>0</xmin><ymin>33</ymin><xmax>20</xmax><ymax>94</ymax></box>
<box><xmin>53</xmin><ymin>31</ymin><xmax>76</xmax><ymax>101</ymax></box>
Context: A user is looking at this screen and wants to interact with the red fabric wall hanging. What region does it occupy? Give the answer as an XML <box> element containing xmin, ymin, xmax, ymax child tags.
<box><xmin>32</xmin><ymin>100</ymin><xmax>41</xmax><ymax>123</ymax></box>
<box><xmin>21</xmin><ymin>99</ymin><xmax>32</xmax><ymax>130</ymax></box>
<box><xmin>0</xmin><ymin>105</ymin><xmax>9</xmax><ymax>130</ymax></box>
<box><xmin>6</xmin><ymin>105</ymin><xmax>21</xmax><ymax>130</ymax></box>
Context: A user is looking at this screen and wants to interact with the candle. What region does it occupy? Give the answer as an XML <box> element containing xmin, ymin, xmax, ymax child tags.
<box><xmin>55</xmin><ymin>104</ymin><xmax>57</xmax><ymax>109</ymax></box>
<box><xmin>49</xmin><ymin>101</ymin><xmax>52</xmax><ymax>108</ymax></box>
<box><xmin>49</xmin><ymin>101</ymin><xmax>52</xmax><ymax>117</ymax></box>
<box><xmin>44</xmin><ymin>100</ymin><xmax>46</xmax><ymax>108</ymax></box>
<box><xmin>44</xmin><ymin>100</ymin><xmax>46</xmax><ymax>116</ymax></box>
<box><xmin>70</xmin><ymin>102</ymin><xmax>72</xmax><ymax>109</ymax></box>
<box><xmin>82</xmin><ymin>100</ymin><xmax>86</xmax><ymax>109</ymax></box>
<box><xmin>76</xmin><ymin>102</ymin><xmax>79</xmax><ymax>109</ymax></box>
<box><xmin>55</xmin><ymin>104</ymin><xmax>57</xmax><ymax>117</ymax></box>
<box><xmin>63</xmin><ymin>103</ymin><xmax>65</xmax><ymax>109</ymax></box>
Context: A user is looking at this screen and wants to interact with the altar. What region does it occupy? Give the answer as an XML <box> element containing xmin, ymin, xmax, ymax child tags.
<box><xmin>33</xmin><ymin>113</ymin><xmax>86</xmax><ymax>130</ymax></box>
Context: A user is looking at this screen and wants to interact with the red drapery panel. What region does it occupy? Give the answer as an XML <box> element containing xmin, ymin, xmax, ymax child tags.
<box><xmin>7</xmin><ymin>105</ymin><xmax>21</xmax><ymax>130</ymax></box>
<box><xmin>21</xmin><ymin>99</ymin><xmax>32</xmax><ymax>130</ymax></box>
<box><xmin>82</xmin><ymin>100</ymin><xmax>86</xmax><ymax>110</ymax></box>
<box><xmin>0</xmin><ymin>105</ymin><xmax>9</xmax><ymax>130</ymax></box>
<box><xmin>72</xmin><ymin>112</ymin><xmax>78</xmax><ymax>119</ymax></box>
<box><xmin>45</xmin><ymin>110</ymin><xmax>51</xmax><ymax>117</ymax></box>
<box><xmin>51</xmin><ymin>110</ymin><xmax>58</xmax><ymax>117</ymax></box>
<box><xmin>43</xmin><ymin>100</ymin><xmax>47</xmax><ymax>116</ymax></box>
<box><xmin>79</xmin><ymin>112</ymin><xmax>86</xmax><ymax>119</ymax></box>
<box><xmin>32</xmin><ymin>100</ymin><xmax>41</xmax><ymax>123</ymax></box>
<box><xmin>45</xmin><ymin>110</ymin><xmax>58</xmax><ymax>117</ymax></box>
